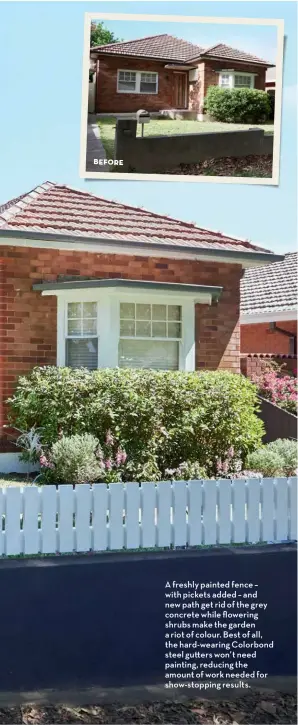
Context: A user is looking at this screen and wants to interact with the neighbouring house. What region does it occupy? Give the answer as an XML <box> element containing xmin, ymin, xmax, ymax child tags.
<box><xmin>240</xmin><ymin>252</ymin><xmax>297</xmax><ymax>355</ymax></box>
<box><xmin>0</xmin><ymin>181</ymin><xmax>282</xmax><ymax>471</ymax></box>
<box><xmin>90</xmin><ymin>33</ymin><xmax>274</xmax><ymax>116</ymax></box>
<box><xmin>265</xmin><ymin>66</ymin><xmax>276</xmax><ymax>96</ymax></box>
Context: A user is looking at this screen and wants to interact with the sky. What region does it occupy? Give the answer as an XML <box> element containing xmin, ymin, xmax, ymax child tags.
<box><xmin>0</xmin><ymin>1</ymin><xmax>297</xmax><ymax>254</ymax></box>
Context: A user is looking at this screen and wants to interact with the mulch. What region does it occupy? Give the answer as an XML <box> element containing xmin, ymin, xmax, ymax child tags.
<box><xmin>0</xmin><ymin>691</ymin><xmax>296</xmax><ymax>724</ymax></box>
<box><xmin>163</xmin><ymin>155</ymin><xmax>273</xmax><ymax>177</ymax></box>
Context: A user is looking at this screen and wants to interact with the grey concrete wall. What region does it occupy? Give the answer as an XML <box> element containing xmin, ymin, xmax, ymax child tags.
<box><xmin>114</xmin><ymin>119</ymin><xmax>273</xmax><ymax>173</ymax></box>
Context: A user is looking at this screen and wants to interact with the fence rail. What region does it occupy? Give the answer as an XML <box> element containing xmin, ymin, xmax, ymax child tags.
<box><xmin>0</xmin><ymin>478</ymin><xmax>297</xmax><ymax>557</ymax></box>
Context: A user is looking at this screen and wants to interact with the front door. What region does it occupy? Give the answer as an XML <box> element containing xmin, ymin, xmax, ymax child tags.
<box><xmin>174</xmin><ymin>73</ymin><xmax>187</xmax><ymax>109</ymax></box>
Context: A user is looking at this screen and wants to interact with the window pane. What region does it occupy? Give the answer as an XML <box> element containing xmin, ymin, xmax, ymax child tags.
<box><xmin>66</xmin><ymin>339</ymin><xmax>98</xmax><ymax>370</ymax></box>
<box><xmin>68</xmin><ymin>302</ymin><xmax>81</xmax><ymax>319</ymax></box>
<box><xmin>120</xmin><ymin>319</ymin><xmax>135</xmax><ymax>336</ymax></box>
<box><xmin>140</xmin><ymin>72</ymin><xmax>157</xmax><ymax>93</ymax></box>
<box><xmin>68</xmin><ymin>319</ymin><xmax>82</xmax><ymax>336</ymax></box>
<box><xmin>168</xmin><ymin>322</ymin><xmax>182</xmax><ymax>339</ymax></box>
<box><xmin>82</xmin><ymin>318</ymin><xmax>97</xmax><ymax>335</ymax></box>
<box><xmin>83</xmin><ymin>302</ymin><xmax>97</xmax><ymax>318</ymax></box>
<box><xmin>119</xmin><ymin>339</ymin><xmax>179</xmax><ymax>370</ymax></box>
<box><xmin>168</xmin><ymin>305</ymin><xmax>181</xmax><ymax>321</ymax></box>
<box><xmin>118</xmin><ymin>72</ymin><xmax>137</xmax><ymax>92</ymax></box>
<box><xmin>220</xmin><ymin>74</ymin><xmax>230</xmax><ymax>87</ymax></box>
<box><xmin>234</xmin><ymin>75</ymin><xmax>251</xmax><ymax>88</ymax></box>
<box><xmin>118</xmin><ymin>80</ymin><xmax>136</xmax><ymax>91</ymax></box>
<box><xmin>120</xmin><ymin>302</ymin><xmax>135</xmax><ymax>320</ymax></box>
<box><xmin>152</xmin><ymin>321</ymin><xmax>167</xmax><ymax>337</ymax></box>
<box><xmin>136</xmin><ymin>303</ymin><xmax>151</xmax><ymax>320</ymax></box>
<box><xmin>136</xmin><ymin>320</ymin><xmax>151</xmax><ymax>337</ymax></box>
<box><xmin>152</xmin><ymin>304</ymin><xmax>166</xmax><ymax>321</ymax></box>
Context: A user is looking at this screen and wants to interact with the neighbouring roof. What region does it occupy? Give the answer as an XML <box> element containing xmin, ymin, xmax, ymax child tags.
<box><xmin>0</xmin><ymin>181</ymin><xmax>279</xmax><ymax>259</ymax></box>
<box><xmin>241</xmin><ymin>252</ymin><xmax>298</xmax><ymax>316</ymax></box>
<box><xmin>91</xmin><ymin>33</ymin><xmax>273</xmax><ymax>67</ymax></box>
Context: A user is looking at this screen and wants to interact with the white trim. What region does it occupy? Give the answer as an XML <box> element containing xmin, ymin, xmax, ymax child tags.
<box><xmin>53</xmin><ymin>287</ymin><xmax>201</xmax><ymax>372</ymax></box>
<box><xmin>241</xmin><ymin>309</ymin><xmax>297</xmax><ymax>324</ymax></box>
<box><xmin>0</xmin><ymin>236</ymin><xmax>277</xmax><ymax>269</ymax></box>
<box><xmin>218</xmin><ymin>71</ymin><xmax>255</xmax><ymax>89</ymax></box>
<box><xmin>117</xmin><ymin>69</ymin><xmax>158</xmax><ymax>95</ymax></box>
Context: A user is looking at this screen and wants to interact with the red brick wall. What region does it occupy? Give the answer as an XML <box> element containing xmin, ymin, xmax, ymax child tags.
<box><xmin>241</xmin><ymin>354</ymin><xmax>297</xmax><ymax>378</ymax></box>
<box><xmin>96</xmin><ymin>56</ymin><xmax>180</xmax><ymax>113</ymax></box>
<box><xmin>0</xmin><ymin>246</ymin><xmax>241</xmax><ymax>448</ymax></box>
<box><xmin>241</xmin><ymin>321</ymin><xmax>297</xmax><ymax>354</ymax></box>
<box><xmin>189</xmin><ymin>60</ymin><xmax>267</xmax><ymax>113</ymax></box>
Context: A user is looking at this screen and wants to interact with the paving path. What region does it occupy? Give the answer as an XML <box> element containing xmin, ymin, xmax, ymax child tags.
<box><xmin>85</xmin><ymin>115</ymin><xmax>109</xmax><ymax>173</ymax></box>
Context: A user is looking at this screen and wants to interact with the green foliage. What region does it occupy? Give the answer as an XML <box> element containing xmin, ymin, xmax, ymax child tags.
<box><xmin>43</xmin><ymin>433</ymin><xmax>104</xmax><ymax>485</ymax></box>
<box><xmin>205</xmin><ymin>86</ymin><xmax>271</xmax><ymax>123</ymax></box>
<box><xmin>90</xmin><ymin>21</ymin><xmax>121</xmax><ymax>47</ymax></box>
<box><xmin>8</xmin><ymin>366</ymin><xmax>264</xmax><ymax>479</ymax></box>
<box><xmin>266</xmin><ymin>439</ymin><xmax>297</xmax><ymax>477</ymax></box>
<box><xmin>165</xmin><ymin>461</ymin><xmax>207</xmax><ymax>481</ymax></box>
<box><xmin>246</xmin><ymin>439</ymin><xmax>297</xmax><ymax>477</ymax></box>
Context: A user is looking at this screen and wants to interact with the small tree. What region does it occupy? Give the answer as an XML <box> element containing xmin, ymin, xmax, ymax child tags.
<box><xmin>90</xmin><ymin>21</ymin><xmax>121</xmax><ymax>47</ymax></box>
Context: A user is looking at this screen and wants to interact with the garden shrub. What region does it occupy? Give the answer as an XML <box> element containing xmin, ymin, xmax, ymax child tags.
<box><xmin>246</xmin><ymin>439</ymin><xmax>297</xmax><ymax>477</ymax></box>
<box><xmin>205</xmin><ymin>86</ymin><xmax>271</xmax><ymax>124</ymax></box>
<box><xmin>251</xmin><ymin>363</ymin><xmax>297</xmax><ymax>415</ymax></box>
<box><xmin>8</xmin><ymin>366</ymin><xmax>264</xmax><ymax>479</ymax></box>
<box><xmin>41</xmin><ymin>433</ymin><xmax>104</xmax><ymax>484</ymax></box>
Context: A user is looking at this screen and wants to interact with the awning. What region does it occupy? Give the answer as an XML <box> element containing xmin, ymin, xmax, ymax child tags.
<box><xmin>33</xmin><ymin>278</ymin><xmax>223</xmax><ymax>302</ymax></box>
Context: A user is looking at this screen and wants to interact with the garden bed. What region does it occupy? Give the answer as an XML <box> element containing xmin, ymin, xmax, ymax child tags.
<box><xmin>164</xmin><ymin>154</ymin><xmax>273</xmax><ymax>178</ymax></box>
<box><xmin>0</xmin><ymin>691</ymin><xmax>296</xmax><ymax>723</ymax></box>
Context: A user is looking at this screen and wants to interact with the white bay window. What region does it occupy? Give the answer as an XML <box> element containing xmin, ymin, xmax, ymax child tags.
<box><xmin>219</xmin><ymin>71</ymin><xmax>255</xmax><ymax>89</ymax></box>
<box><xmin>117</xmin><ymin>69</ymin><xmax>158</xmax><ymax>94</ymax></box>
<box><xmin>34</xmin><ymin>279</ymin><xmax>222</xmax><ymax>373</ymax></box>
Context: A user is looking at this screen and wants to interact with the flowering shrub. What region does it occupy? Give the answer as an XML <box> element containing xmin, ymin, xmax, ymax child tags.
<box><xmin>37</xmin><ymin>431</ymin><xmax>128</xmax><ymax>485</ymax></box>
<box><xmin>252</xmin><ymin>365</ymin><xmax>297</xmax><ymax>415</ymax></box>
<box><xmin>165</xmin><ymin>461</ymin><xmax>207</xmax><ymax>481</ymax></box>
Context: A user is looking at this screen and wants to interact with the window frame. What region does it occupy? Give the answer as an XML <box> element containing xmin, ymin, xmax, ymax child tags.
<box><xmin>56</xmin><ymin>289</ymin><xmax>196</xmax><ymax>372</ymax></box>
<box><xmin>117</xmin><ymin>69</ymin><xmax>159</xmax><ymax>95</ymax></box>
<box><xmin>218</xmin><ymin>71</ymin><xmax>256</xmax><ymax>89</ymax></box>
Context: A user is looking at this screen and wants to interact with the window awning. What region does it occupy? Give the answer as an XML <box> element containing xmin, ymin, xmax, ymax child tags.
<box><xmin>33</xmin><ymin>277</ymin><xmax>223</xmax><ymax>302</ymax></box>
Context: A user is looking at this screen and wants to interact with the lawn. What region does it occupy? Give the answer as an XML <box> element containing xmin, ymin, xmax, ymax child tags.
<box><xmin>97</xmin><ymin>116</ymin><xmax>274</xmax><ymax>162</ymax></box>
<box><xmin>0</xmin><ymin>473</ymin><xmax>35</xmax><ymax>487</ymax></box>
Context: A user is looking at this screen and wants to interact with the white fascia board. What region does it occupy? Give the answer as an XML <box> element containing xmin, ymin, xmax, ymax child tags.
<box><xmin>0</xmin><ymin>235</ymin><xmax>278</xmax><ymax>268</ymax></box>
<box><xmin>240</xmin><ymin>309</ymin><xmax>297</xmax><ymax>324</ymax></box>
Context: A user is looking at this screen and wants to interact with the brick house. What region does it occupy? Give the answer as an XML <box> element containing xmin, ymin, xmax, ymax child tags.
<box><xmin>240</xmin><ymin>252</ymin><xmax>297</xmax><ymax>355</ymax></box>
<box><xmin>90</xmin><ymin>33</ymin><xmax>274</xmax><ymax>116</ymax></box>
<box><xmin>0</xmin><ymin>181</ymin><xmax>281</xmax><ymax>471</ymax></box>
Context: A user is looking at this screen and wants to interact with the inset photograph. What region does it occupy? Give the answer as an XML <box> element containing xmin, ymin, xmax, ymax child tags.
<box><xmin>80</xmin><ymin>13</ymin><xmax>283</xmax><ymax>183</ymax></box>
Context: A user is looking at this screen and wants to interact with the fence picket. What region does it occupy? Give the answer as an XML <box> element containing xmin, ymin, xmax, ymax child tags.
<box><xmin>92</xmin><ymin>484</ymin><xmax>108</xmax><ymax>551</ymax></box>
<box><xmin>157</xmin><ymin>482</ymin><xmax>172</xmax><ymax>547</ymax></box>
<box><xmin>276</xmin><ymin>478</ymin><xmax>288</xmax><ymax>541</ymax></box>
<box><xmin>203</xmin><ymin>480</ymin><xmax>217</xmax><ymax>545</ymax></box>
<box><xmin>247</xmin><ymin>478</ymin><xmax>261</xmax><ymax>543</ymax></box>
<box><xmin>262</xmin><ymin>478</ymin><xmax>275</xmax><ymax>542</ymax></box>
<box><xmin>289</xmin><ymin>477</ymin><xmax>297</xmax><ymax>541</ymax></box>
<box><xmin>58</xmin><ymin>485</ymin><xmax>74</xmax><ymax>553</ymax></box>
<box><xmin>0</xmin><ymin>489</ymin><xmax>5</xmax><ymax>556</ymax></box>
<box><xmin>41</xmin><ymin>485</ymin><xmax>57</xmax><ymax>553</ymax></box>
<box><xmin>23</xmin><ymin>486</ymin><xmax>40</xmax><ymax>554</ymax></box>
<box><xmin>6</xmin><ymin>487</ymin><xmax>22</xmax><ymax>555</ymax></box>
<box><xmin>188</xmin><ymin>480</ymin><xmax>203</xmax><ymax>546</ymax></box>
<box><xmin>233</xmin><ymin>479</ymin><xmax>246</xmax><ymax>543</ymax></box>
<box><xmin>218</xmin><ymin>479</ymin><xmax>232</xmax><ymax>544</ymax></box>
<box><xmin>109</xmin><ymin>483</ymin><xmax>124</xmax><ymax>550</ymax></box>
<box><xmin>141</xmin><ymin>482</ymin><xmax>156</xmax><ymax>548</ymax></box>
<box><xmin>126</xmin><ymin>483</ymin><xmax>140</xmax><ymax>549</ymax></box>
<box><xmin>173</xmin><ymin>481</ymin><xmax>187</xmax><ymax>547</ymax></box>
<box><xmin>76</xmin><ymin>485</ymin><xmax>92</xmax><ymax>552</ymax></box>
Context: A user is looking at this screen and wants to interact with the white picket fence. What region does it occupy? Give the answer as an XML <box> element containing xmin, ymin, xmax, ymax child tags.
<box><xmin>0</xmin><ymin>478</ymin><xmax>296</xmax><ymax>557</ymax></box>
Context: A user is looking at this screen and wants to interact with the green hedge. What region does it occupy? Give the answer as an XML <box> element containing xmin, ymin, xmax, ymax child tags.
<box><xmin>8</xmin><ymin>367</ymin><xmax>264</xmax><ymax>479</ymax></box>
<box><xmin>205</xmin><ymin>86</ymin><xmax>271</xmax><ymax>124</ymax></box>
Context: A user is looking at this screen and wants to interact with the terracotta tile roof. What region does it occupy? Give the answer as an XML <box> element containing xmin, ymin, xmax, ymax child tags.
<box><xmin>201</xmin><ymin>43</ymin><xmax>272</xmax><ymax>66</ymax></box>
<box><xmin>92</xmin><ymin>34</ymin><xmax>204</xmax><ymax>64</ymax></box>
<box><xmin>241</xmin><ymin>253</ymin><xmax>298</xmax><ymax>315</ymax></box>
<box><xmin>91</xmin><ymin>33</ymin><xmax>272</xmax><ymax>66</ymax></box>
<box><xmin>0</xmin><ymin>181</ymin><xmax>273</xmax><ymax>256</ymax></box>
